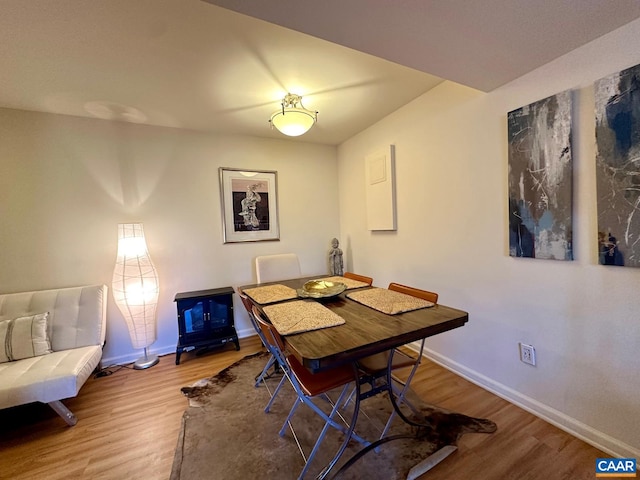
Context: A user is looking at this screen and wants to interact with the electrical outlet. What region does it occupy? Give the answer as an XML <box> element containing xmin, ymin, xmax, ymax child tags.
<box><xmin>519</xmin><ymin>343</ymin><xmax>536</xmax><ymax>366</ymax></box>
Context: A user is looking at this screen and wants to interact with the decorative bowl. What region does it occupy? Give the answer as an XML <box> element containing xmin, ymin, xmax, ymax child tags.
<box><xmin>297</xmin><ymin>280</ymin><xmax>347</xmax><ymax>299</ymax></box>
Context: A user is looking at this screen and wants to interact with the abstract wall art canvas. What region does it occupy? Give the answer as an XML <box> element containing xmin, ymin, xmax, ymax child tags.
<box><xmin>507</xmin><ymin>91</ymin><xmax>573</xmax><ymax>260</ymax></box>
<box><xmin>595</xmin><ymin>63</ymin><xmax>640</xmax><ymax>267</ymax></box>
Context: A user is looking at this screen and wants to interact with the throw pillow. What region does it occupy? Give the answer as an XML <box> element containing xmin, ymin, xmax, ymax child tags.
<box><xmin>0</xmin><ymin>312</ymin><xmax>52</xmax><ymax>363</ymax></box>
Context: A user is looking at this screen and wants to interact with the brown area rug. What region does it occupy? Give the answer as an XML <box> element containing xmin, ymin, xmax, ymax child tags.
<box><xmin>170</xmin><ymin>352</ymin><xmax>496</xmax><ymax>480</ymax></box>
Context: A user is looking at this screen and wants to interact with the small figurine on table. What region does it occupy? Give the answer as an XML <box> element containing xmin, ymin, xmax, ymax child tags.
<box><xmin>329</xmin><ymin>238</ymin><xmax>344</xmax><ymax>276</ymax></box>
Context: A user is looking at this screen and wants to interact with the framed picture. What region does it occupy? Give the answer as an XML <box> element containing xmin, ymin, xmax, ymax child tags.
<box><xmin>219</xmin><ymin>167</ymin><xmax>280</xmax><ymax>243</ymax></box>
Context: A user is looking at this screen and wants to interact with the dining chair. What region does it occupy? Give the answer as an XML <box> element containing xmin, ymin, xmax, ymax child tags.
<box><xmin>252</xmin><ymin>306</ymin><xmax>370</xmax><ymax>479</ymax></box>
<box><xmin>238</xmin><ymin>292</ymin><xmax>282</xmax><ymax>394</ymax></box>
<box><xmin>255</xmin><ymin>253</ymin><xmax>301</xmax><ymax>283</ymax></box>
<box><xmin>357</xmin><ymin>282</ymin><xmax>439</xmax><ymax>438</ymax></box>
<box><xmin>342</xmin><ymin>272</ymin><xmax>373</xmax><ymax>285</ymax></box>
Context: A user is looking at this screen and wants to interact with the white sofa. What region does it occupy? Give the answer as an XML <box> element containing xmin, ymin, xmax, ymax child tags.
<box><xmin>0</xmin><ymin>284</ymin><xmax>107</xmax><ymax>425</ymax></box>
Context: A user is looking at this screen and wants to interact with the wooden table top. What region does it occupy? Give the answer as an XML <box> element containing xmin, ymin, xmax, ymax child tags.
<box><xmin>238</xmin><ymin>276</ymin><xmax>468</xmax><ymax>372</ymax></box>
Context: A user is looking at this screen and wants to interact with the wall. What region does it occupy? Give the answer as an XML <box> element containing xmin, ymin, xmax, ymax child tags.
<box><xmin>337</xmin><ymin>19</ymin><xmax>640</xmax><ymax>457</ymax></box>
<box><xmin>0</xmin><ymin>109</ymin><xmax>339</xmax><ymax>364</ymax></box>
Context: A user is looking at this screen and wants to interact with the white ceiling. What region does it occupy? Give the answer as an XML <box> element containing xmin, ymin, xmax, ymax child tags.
<box><xmin>207</xmin><ymin>0</ymin><xmax>640</xmax><ymax>92</ymax></box>
<box><xmin>2</xmin><ymin>1</ymin><xmax>639</xmax><ymax>146</ymax></box>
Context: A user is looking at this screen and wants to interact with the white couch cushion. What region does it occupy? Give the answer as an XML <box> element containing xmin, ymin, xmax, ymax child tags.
<box><xmin>0</xmin><ymin>345</ymin><xmax>103</xmax><ymax>408</ymax></box>
<box><xmin>0</xmin><ymin>312</ymin><xmax>52</xmax><ymax>363</ymax></box>
<box><xmin>0</xmin><ymin>285</ymin><xmax>106</xmax><ymax>351</ymax></box>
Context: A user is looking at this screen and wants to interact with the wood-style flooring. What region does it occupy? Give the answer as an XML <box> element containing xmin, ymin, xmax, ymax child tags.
<box><xmin>0</xmin><ymin>336</ymin><xmax>606</xmax><ymax>479</ymax></box>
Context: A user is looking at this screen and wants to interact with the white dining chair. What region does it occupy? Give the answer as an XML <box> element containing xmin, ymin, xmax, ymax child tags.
<box><xmin>255</xmin><ymin>253</ymin><xmax>301</xmax><ymax>283</ymax></box>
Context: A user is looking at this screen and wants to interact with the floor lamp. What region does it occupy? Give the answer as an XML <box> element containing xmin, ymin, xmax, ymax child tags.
<box><xmin>112</xmin><ymin>223</ymin><xmax>160</xmax><ymax>369</ymax></box>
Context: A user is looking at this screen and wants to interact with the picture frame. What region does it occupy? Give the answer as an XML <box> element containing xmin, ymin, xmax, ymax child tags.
<box><xmin>219</xmin><ymin>167</ymin><xmax>280</xmax><ymax>243</ymax></box>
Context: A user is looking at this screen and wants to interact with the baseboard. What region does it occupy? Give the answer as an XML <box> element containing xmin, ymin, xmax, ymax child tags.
<box><xmin>407</xmin><ymin>342</ymin><xmax>639</xmax><ymax>459</ymax></box>
<box><xmin>101</xmin><ymin>328</ymin><xmax>258</xmax><ymax>367</ymax></box>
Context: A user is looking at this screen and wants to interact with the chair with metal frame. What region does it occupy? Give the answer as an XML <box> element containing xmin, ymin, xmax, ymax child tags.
<box><xmin>241</xmin><ymin>252</ymin><xmax>300</xmax><ymax>391</ymax></box>
<box><xmin>252</xmin><ymin>305</ymin><xmax>370</xmax><ymax>479</ymax></box>
<box><xmin>357</xmin><ymin>282</ymin><xmax>439</xmax><ymax>439</ymax></box>
<box><xmin>238</xmin><ymin>292</ymin><xmax>283</xmax><ymax>397</ymax></box>
<box><xmin>342</xmin><ymin>271</ymin><xmax>373</xmax><ymax>286</ymax></box>
<box><xmin>245</xmin><ymin>253</ymin><xmax>300</xmax><ymax>390</ymax></box>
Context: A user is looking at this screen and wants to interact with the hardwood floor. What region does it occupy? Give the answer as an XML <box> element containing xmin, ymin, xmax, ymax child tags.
<box><xmin>0</xmin><ymin>336</ymin><xmax>606</xmax><ymax>480</ymax></box>
<box><xmin>407</xmin><ymin>363</ymin><xmax>606</xmax><ymax>480</ymax></box>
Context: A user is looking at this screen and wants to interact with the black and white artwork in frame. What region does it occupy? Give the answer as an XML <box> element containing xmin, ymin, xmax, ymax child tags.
<box><xmin>219</xmin><ymin>168</ymin><xmax>280</xmax><ymax>243</ymax></box>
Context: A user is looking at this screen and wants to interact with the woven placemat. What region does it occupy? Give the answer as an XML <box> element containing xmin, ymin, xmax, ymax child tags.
<box><xmin>347</xmin><ymin>287</ymin><xmax>434</xmax><ymax>315</ymax></box>
<box><xmin>263</xmin><ymin>300</ymin><xmax>345</xmax><ymax>335</ymax></box>
<box><xmin>317</xmin><ymin>276</ymin><xmax>369</xmax><ymax>290</ymax></box>
<box><xmin>243</xmin><ymin>284</ymin><xmax>297</xmax><ymax>305</ymax></box>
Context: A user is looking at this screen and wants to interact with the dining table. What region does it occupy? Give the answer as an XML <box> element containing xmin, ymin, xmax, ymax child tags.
<box><xmin>237</xmin><ymin>274</ymin><xmax>469</xmax><ymax>479</ymax></box>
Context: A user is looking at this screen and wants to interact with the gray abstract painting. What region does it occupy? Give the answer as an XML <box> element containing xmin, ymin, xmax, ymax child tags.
<box><xmin>508</xmin><ymin>91</ymin><xmax>573</xmax><ymax>260</ymax></box>
<box><xmin>595</xmin><ymin>63</ymin><xmax>640</xmax><ymax>267</ymax></box>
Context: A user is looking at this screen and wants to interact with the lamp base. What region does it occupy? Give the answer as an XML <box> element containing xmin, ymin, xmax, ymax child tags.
<box><xmin>133</xmin><ymin>353</ymin><xmax>159</xmax><ymax>370</ymax></box>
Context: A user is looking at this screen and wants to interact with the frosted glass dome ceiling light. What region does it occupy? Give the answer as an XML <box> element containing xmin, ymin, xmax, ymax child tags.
<box><xmin>269</xmin><ymin>93</ymin><xmax>318</xmax><ymax>137</ymax></box>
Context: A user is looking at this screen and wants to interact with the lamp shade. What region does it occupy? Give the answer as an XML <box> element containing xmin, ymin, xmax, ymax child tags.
<box><xmin>269</xmin><ymin>93</ymin><xmax>317</xmax><ymax>136</ymax></box>
<box><xmin>270</xmin><ymin>108</ymin><xmax>316</xmax><ymax>136</ymax></box>
<box><xmin>112</xmin><ymin>223</ymin><xmax>159</xmax><ymax>350</ymax></box>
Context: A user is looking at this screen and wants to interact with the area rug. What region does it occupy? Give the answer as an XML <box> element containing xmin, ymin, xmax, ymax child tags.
<box><xmin>170</xmin><ymin>352</ymin><xmax>496</xmax><ymax>480</ymax></box>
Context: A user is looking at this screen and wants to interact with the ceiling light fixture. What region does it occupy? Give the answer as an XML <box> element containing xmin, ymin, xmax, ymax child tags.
<box><xmin>269</xmin><ymin>93</ymin><xmax>318</xmax><ymax>137</ymax></box>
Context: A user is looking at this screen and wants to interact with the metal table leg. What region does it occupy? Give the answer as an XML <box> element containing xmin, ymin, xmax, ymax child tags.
<box><xmin>329</xmin><ymin>348</ymin><xmax>457</xmax><ymax>479</ymax></box>
<box><xmin>316</xmin><ymin>362</ymin><xmax>362</xmax><ymax>480</ymax></box>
